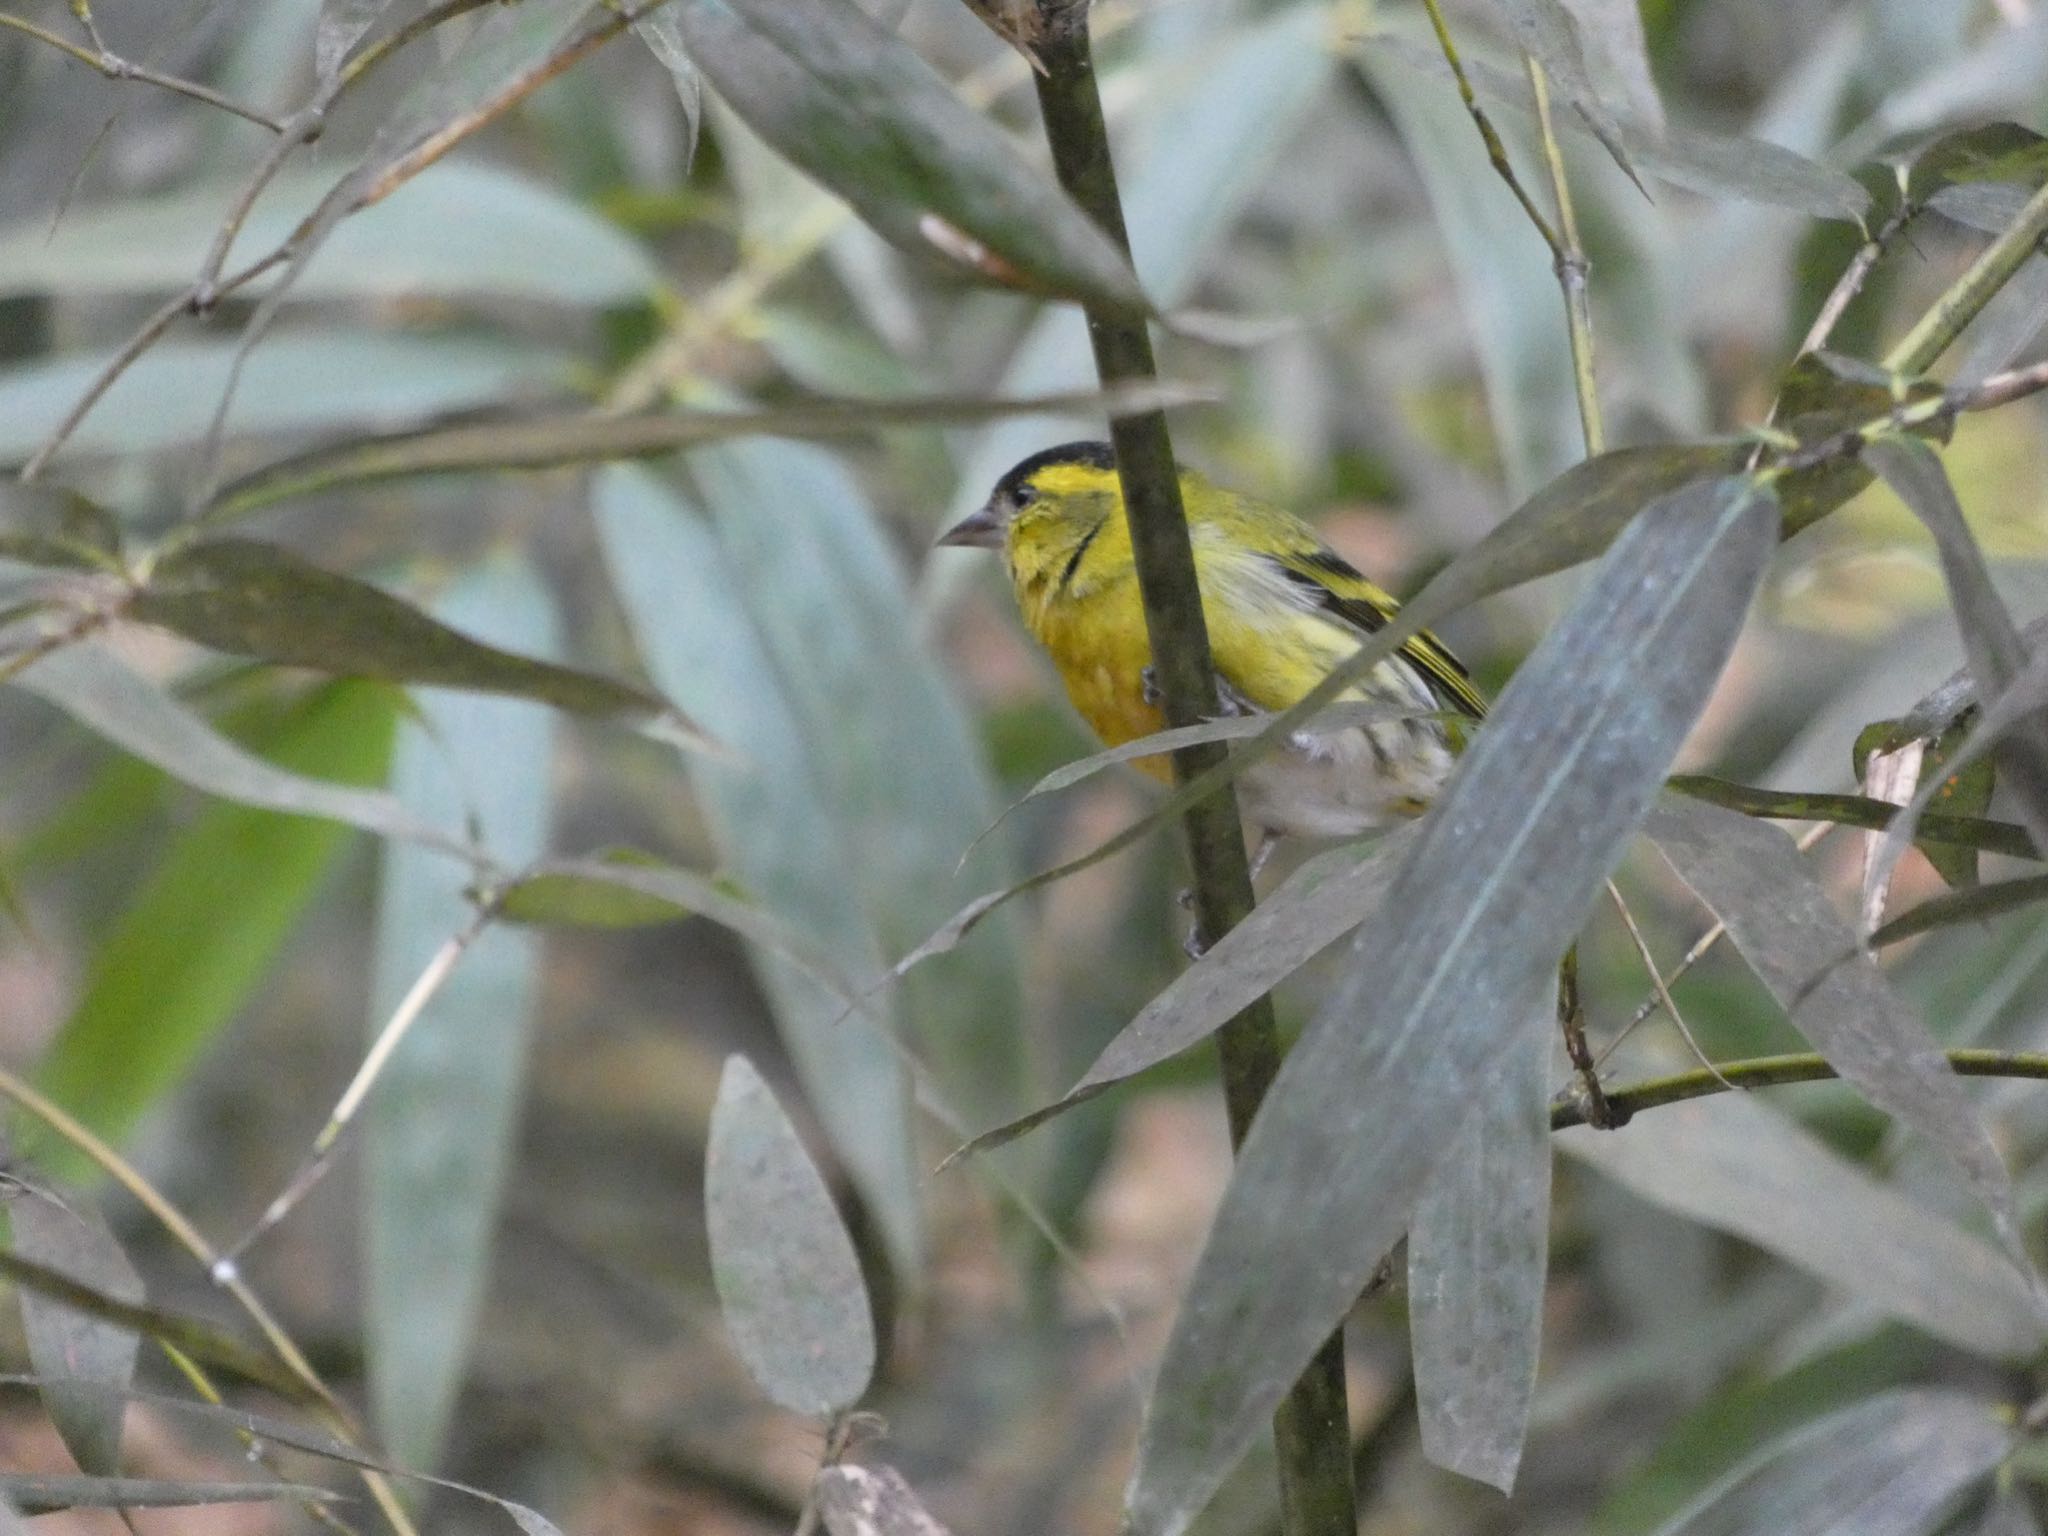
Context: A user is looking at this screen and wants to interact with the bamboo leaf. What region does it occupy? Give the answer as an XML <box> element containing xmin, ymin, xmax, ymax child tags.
<box><xmin>706</xmin><ymin>1055</ymin><xmax>875</xmax><ymax>1419</ymax></box>
<box><xmin>363</xmin><ymin>554</ymin><xmax>557</xmax><ymax>1473</ymax></box>
<box><xmin>675</xmin><ymin>0</ymin><xmax>1149</xmax><ymax>312</ymax></box>
<box><xmin>7</xmin><ymin>1195</ymin><xmax>142</xmax><ymax>1477</ymax></box>
<box><xmin>1863</xmin><ymin>438</ymin><xmax>2048</xmax><ymax>858</ymax></box>
<box><xmin>946</xmin><ymin>824</ymin><xmax>1420</xmax><ymax>1162</ymax></box>
<box><xmin>132</xmin><ymin>538</ymin><xmax>708</xmax><ymax>749</ymax></box>
<box><xmin>594</xmin><ymin>465</ymin><xmax>922</xmax><ymax>1278</ymax></box>
<box><xmin>1645</xmin><ymin>1390</ymin><xmax>2010</xmax><ymax>1536</ymax></box>
<box><xmin>684</xmin><ymin>438</ymin><xmax>1025</xmax><ymax>1132</ymax></box>
<box><xmin>0</xmin><ymin>1377</ymin><xmax>566</xmax><ymax>1534</ymax></box>
<box><xmin>11</xmin><ymin>642</ymin><xmax>468</xmax><ymax>857</ymax></box>
<box><xmin>1561</xmin><ymin>1094</ymin><xmax>2042</xmax><ymax>1358</ymax></box>
<box><xmin>0</xmin><ymin>1474</ymin><xmax>333</xmax><ymax>1514</ymax></box>
<box><xmin>1125</xmin><ymin>477</ymin><xmax>1780</xmax><ymax>1536</ymax></box>
<box><xmin>0</xmin><ymin>162</ymin><xmax>664</xmax><ymax>307</ymax></box>
<box><xmin>1666</xmin><ymin>774</ymin><xmax>2033</xmax><ymax>863</ymax></box>
<box><xmin>1644</xmin><ymin>795</ymin><xmax>2037</xmax><ymax>1284</ymax></box>
<box><xmin>496</xmin><ymin>849</ymin><xmax>690</xmax><ymax>929</ymax></box>
<box><xmin>0</xmin><ymin>334</ymin><xmax>567</xmax><ymax>467</ymax></box>
<box><xmin>1408</xmin><ymin>981</ymin><xmax>1553</xmax><ymax>1492</ymax></box>
<box><xmin>206</xmin><ymin>381</ymin><xmax>1213</xmax><ymax>522</ymax></box>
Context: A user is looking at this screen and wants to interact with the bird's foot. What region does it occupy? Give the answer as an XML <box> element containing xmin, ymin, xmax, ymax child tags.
<box><xmin>1140</xmin><ymin>664</ymin><xmax>1163</xmax><ymax>707</ymax></box>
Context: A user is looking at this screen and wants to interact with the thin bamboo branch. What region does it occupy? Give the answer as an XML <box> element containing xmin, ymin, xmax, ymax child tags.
<box><xmin>1028</xmin><ymin>11</ymin><xmax>1355</xmax><ymax>1536</ymax></box>
<box><xmin>1525</xmin><ymin>55</ymin><xmax>1602</xmax><ymax>456</ymax></box>
<box><xmin>1886</xmin><ymin>177</ymin><xmax>2048</xmax><ymax>375</ymax></box>
<box><xmin>0</xmin><ymin>12</ymin><xmax>286</xmax><ymax>131</ymax></box>
<box><xmin>1553</xmin><ymin>1049</ymin><xmax>2048</xmax><ymax>1130</ymax></box>
<box><xmin>1416</xmin><ymin>0</ymin><xmax>1558</xmax><ymax>247</ymax></box>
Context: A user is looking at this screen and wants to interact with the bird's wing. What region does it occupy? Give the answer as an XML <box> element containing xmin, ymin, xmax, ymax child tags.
<box><xmin>1265</xmin><ymin>542</ymin><xmax>1487</xmax><ymax>720</ymax></box>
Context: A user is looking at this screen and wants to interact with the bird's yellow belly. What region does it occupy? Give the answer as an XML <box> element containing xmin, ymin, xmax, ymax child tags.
<box><xmin>1033</xmin><ymin>587</ymin><xmax>1172</xmax><ymax>779</ymax></box>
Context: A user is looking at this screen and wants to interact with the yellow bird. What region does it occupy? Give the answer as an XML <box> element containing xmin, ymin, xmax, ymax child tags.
<box><xmin>939</xmin><ymin>441</ymin><xmax>1484</xmax><ymax>868</ymax></box>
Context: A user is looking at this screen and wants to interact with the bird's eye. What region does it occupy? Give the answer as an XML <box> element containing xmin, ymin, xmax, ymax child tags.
<box><xmin>1011</xmin><ymin>483</ymin><xmax>1038</xmax><ymax>508</ymax></box>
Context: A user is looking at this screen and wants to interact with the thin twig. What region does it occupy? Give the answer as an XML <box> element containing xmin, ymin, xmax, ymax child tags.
<box><xmin>217</xmin><ymin>904</ymin><xmax>498</xmax><ymax>1268</ymax></box>
<box><xmin>1553</xmin><ymin>1048</ymin><xmax>2048</xmax><ymax>1130</ymax></box>
<box><xmin>1417</xmin><ymin>0</ymin><xmax>1559</xmax><ymax>247</ymax></box>
<box><xmin>1525</xmin><ymin>54</ymin><xmax>1601</xmax><ymax>456</ymax></box>
<box><xmin>1604</xmin><ymin>880</ymin><xmax>1733</xmax><ymax>1091</ymax></box>
<box><xmin>1961</xmin><ymin>357</ymin><xmax>2048</xmax><ymax>412</ymax></box>
<box><xmin>1797</xmin><ymin>203</ymin><xmax>1915</xmax><ymax>361</ymax></box>
<box><xmin>1601</xmin><ymin>822</ymin><xmax>1833</xmax><ymax>1065</ymax></box>
<box><xmin>0</xmin><ymin>12</ymin><xmax>286</xmax><ymax>131</ymax></box>
<box><xmin>154</xmin><ymin>1344</ymin><xmax>364</xmax><ymax>1536</ymax></box>
<box><xmin>15</xmin><ymin>246</ymin><xmax>288</xmax><ymax>483</ymax></box>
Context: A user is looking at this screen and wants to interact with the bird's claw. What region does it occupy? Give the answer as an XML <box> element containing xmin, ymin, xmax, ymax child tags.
<box><xmin>1140</xmin><ymin>665</ymin><xmax>1163</xmax><ymax>707</ymax></box>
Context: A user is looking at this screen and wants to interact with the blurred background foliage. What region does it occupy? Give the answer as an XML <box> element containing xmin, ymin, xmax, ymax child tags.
<box><xmin>0</xmin><ymin>0</ymin><xmax>2046</xmax><ymax>1531</ymax></box>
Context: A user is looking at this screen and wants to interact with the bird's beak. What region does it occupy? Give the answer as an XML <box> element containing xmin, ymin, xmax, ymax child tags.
<box><xmin>936</xmin><ymin>501</ymin><xmax>1005</xmax><ymax>549</ymax></box>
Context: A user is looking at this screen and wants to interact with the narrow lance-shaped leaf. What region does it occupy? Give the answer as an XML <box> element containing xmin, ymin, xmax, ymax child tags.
<box><xmin>10</xmin><ymin>642</ymin><xmax>467</xmax><ymax>858</ymax></box>
<box><xmin>687</xmin><ymin>438</ymin><xmax>1025</xmax><ymax>1134</ymax></box>
<box><xmin>1863</xmin><ymin>438</ymin><xmax>2048</xmax><ymax>860</ymax></box>
<box><xmin>948</xmin><ymin>824</ymin><xmax>1422</xmax><ymax>1161</ymax></box>
<box><xmin>8</xmin><ymin>1193</ymin><xmax>143</xmax><ymax>1477</ymax></box>
<box><xmin>1645</xmin><ymin>794</ymin><xmax>2039</xmax><ymax>1289</ymax></box>
<box><xmin>0</xmin><ymin>1377</ymin><xmax>567</xmax><ymax>1535</ymax></box>
<box><xmin>1125</xmin><ymin>476</ymin><xmax>1781</xmax><ymax>1536</ymax></box>
<box><xmin>1408</xmin><ymin>982</ymin><xmax>1554</xmax><ymax>1492</ymax></box>
<box><xmin>1646</xmin><ymin>1390</ymin><xmax>2011</xmax><ymax>1536</ymax></box>
<box><xmin>707</xmin><ymin>1056</ymin><xmax>876</xmax><ymax>1418</ymax></box>
<box><xmin>595</xmin><ymin>465</ymin><xmax>922</xmax><ymax>1279</ymax></box>
<box><xmin>673</xmin><ymin>0</ymin><xmax>1149</xmax><ymax>313</ymax></box>
<box><xmin>34</xmin><ymin>682</ymin><xmax>400</xmax><ymax>1164</ymax></box>
<box><xmin>1561</xmin><ymin>1093</ymin><xmax>2042</xmax><ymax>1358</ymax></box>
<box><xmin>205</xmin><ymin>381</ymin><xmax>1213</xmax><ymax>524</ymax></box>
<box><xmin>0</xmin><ymin>1476</ymin><xmax>332</xmax><ymax>1515</ymax></box>
<box><xmin>131</xmin><ymin>539</ymin><xmax>707</xmax><ymax>749</ymax></box>
<box><xmin>363</xmin><ymin>554</ymin><xmax>557</xmax><ymax>1474</ymax></box>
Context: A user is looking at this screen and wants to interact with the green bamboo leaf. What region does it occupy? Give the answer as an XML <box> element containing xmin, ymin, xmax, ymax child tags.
<box><xmin>204</xmin><ymin>380</ymin><xmax>1212</xmax><ymax>522</ymax></box>
<box><xmin>1864</xmin><ymin>438</ymin><xmax>2048</xmax><ymax>857</ymax></box>
<box><xmin>0</xmin><ymin>162</ymin><xmax>662</xmax><ymax>307</ymax></box>
<box><xmin>673</xmin><ymin>0</ymin><xmax>1149</xmax><ymax>313</ymax></box>
<box><xmin>1645</xmin><ymin>795</ymin><xmax>2036</xmax><ymax>1280</ymax></box>
<box><xmin>496</xmin><ymin>849</ymin><xmax>690</xmax><ymax>929</ymax></box>
<box><xmin>363</xmin><ymin>553</ymin><xmax>556</xmax><ymax>1473</ymax></box>
<box><xmin>0</xmin><ymin>333</ymin><xmax>567</xmax><ymax>467</ymax></box>
<box><xmin>1361</xmin><ymin>49</ymin><xmax>1581</xmax><ymax>497</ymax></box>
<box><xmin>944</xmin><ymin>824</ymin><xmax>1423</xmax><ymax>1164</ymax></box>
<box><xmin>7</xmin><ymin>1194</ymin><xmax>142</xmax><ymax>1477</ymax></box>
<box><xmin>684</xmin><ymin>438</ymin><xmax>1024</xmax><ymax>1132</ymax></box>
<box><xmin>594</xmin><ymin>464</ymin><xmax>921</xmax><ymax>1279</ymax></box>
<box><xmin>1666</xmin><ymin>774</ymin><xmax>2033</xmax><ymax>862</ymax></box>
<box><xmin>1871</xmin><ymin>873</ymin><xmax>2048</xmax><ymax>949</ymax></box>
<box><xmin>1126</xmin><ymin>476</ymin><xmax>1780</xmax><ymax>1536</ymax></box>
<box><xmin>0</xmin><ymin>1475</ymin><xmax>333</xmax><ymax>1514</ymax></box>
<box><xmin>34</xmin><ymin>680</ymin><xmax>401</xmax><ymax>1156</ymax></box>
<box><xmin>1408</xmin><ymin>983</ymin><xmax>1553</xmax><ymax>1492</ymax></box>
<box><xmin>1645</xmin><ymin>1391</ymin><xmax>2010</xmax><ymax>1536</ymax></box>
<box><xmin>0</xmin><ymin>1377</ymin><xmax>566</xmax><ymax>1534</ymax></box>
<box><xmin>706</xmin><ymin>1055</ymin><xmax>876</xmax><ymax>1418</ymax></box>
<box><xmin>131</xmin><ymin>538</ymin><xmax>708</xmax><ymax>749</ymax></box>
<box><xmin>0</xmin><ymin>1248</ymin><xmax>308</xmax><ymax>1401</ymax></box>
<box><xmin>1562</xmin><ymin>1093</ymin><xmax>2041</xmax><ymax>1358</ymax></box>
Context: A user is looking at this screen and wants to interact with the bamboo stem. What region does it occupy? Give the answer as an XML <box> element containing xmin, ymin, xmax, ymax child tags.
<box><xmin>1028</xmin><ymin>14</ymin><xmax>1357</xmax><ymax>1536</ymax></box>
